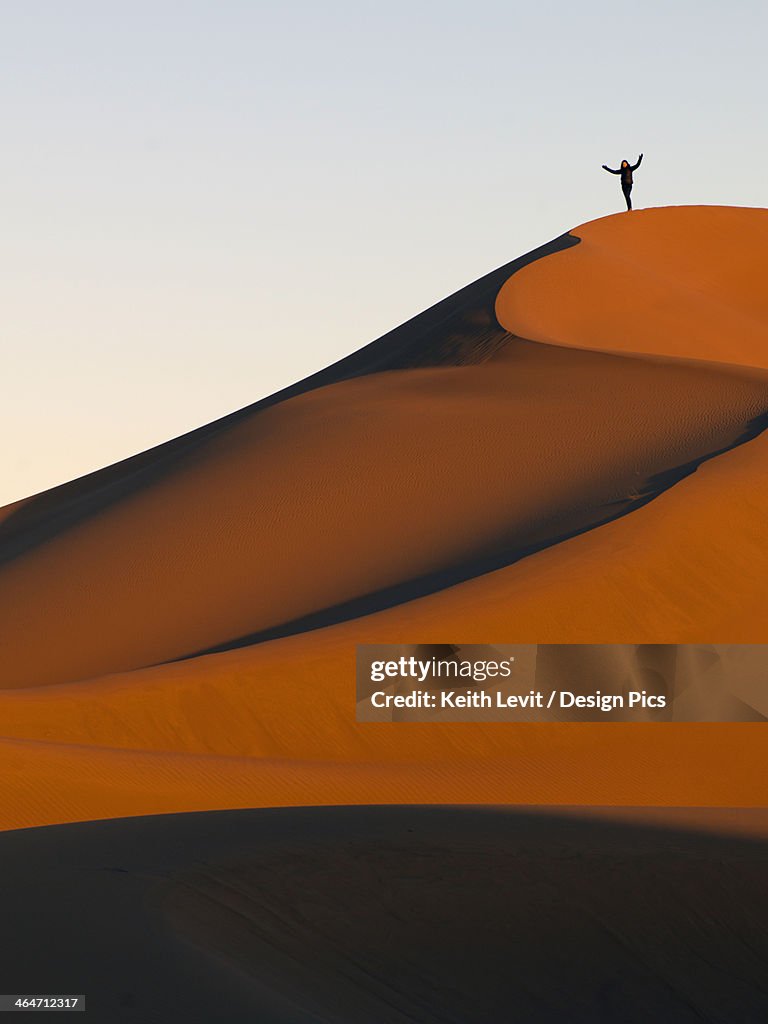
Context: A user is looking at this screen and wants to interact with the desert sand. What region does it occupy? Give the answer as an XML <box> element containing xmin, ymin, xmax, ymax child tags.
<box><xmin>0</xmin><ymin>206</ymin><xmax>767</xmax><ymax>833</ymax></box>
<box><xmin>3</xmin><ymin>806</ymin><xmax>768</xmax><ymax>1022</ymax></box>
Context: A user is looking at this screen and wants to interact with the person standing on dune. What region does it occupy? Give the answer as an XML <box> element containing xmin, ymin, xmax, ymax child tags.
<box><xmin>602</xmin><ymin>153</ymin><xmax>643</xmax><ymax>210</ymax></box>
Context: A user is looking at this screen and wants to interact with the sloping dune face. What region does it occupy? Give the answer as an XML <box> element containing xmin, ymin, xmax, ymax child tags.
<box><xmin>1</xmin><ymin>341</ymin><xmax>766</xmax><ymax>689</ymax></box>
<box><xmin>496</xmin><ymin>205</ymin><xmax>768</xmax><ymax>368</ymax></box>
<box><xmin>1</xmin><ymin>206</ymin><xmax>768</xmax><ymax>829</ymax></box>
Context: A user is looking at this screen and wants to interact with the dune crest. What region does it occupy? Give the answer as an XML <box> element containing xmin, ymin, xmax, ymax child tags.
<box><xmin>496</xmin><ymin>205</ymin><xmax>768</xmax><ymax>369</ymax></box>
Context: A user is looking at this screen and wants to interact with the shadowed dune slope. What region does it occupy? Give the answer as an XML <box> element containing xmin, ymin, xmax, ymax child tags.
<box><xmin>0</xmin><ymin>232</ymin><xmax>574</xmax><ymax>570</ymax></box>
<box><xmin>497</xmin><ymin>205</ymin><xmax>768</xmax><ymax>367</ymax></box>
<box><xmin>3</xmin><ymin>807</ymin><xmax>768</xmax><ymax>1023</ymax></box>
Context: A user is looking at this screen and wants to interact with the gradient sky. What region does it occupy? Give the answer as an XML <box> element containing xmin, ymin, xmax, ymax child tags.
<box><xmin>2</xmin><ymin>0</ymin><xmax>766</xmax><ymax>506</ymax></box>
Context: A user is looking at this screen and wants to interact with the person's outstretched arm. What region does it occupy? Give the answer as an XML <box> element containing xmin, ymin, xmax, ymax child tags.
<box><xmin>630</xmin><ymin>153</ymin><xmax>643</xmax><ymax>171</ymax></box>
<box><xmin>602</xmin><ymin>164</ymin><xmax>621</xmax><ymax>174</ymax></box>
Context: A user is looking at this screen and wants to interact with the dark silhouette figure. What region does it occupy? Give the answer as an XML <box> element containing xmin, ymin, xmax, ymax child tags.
<box><xmin>602</xmin><ymin>153</ymin><xmax>643</xmax><ymax>210</ymax></box>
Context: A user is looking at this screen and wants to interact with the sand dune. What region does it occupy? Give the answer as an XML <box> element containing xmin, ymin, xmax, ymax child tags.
<box><xmin>3</xmin><ymin>807</ymin><xmax>768</xmax><ymax>1022</ymax></box>
<box><xmin>0</xmin><ymin>206</ymin><xmax>767</xmax><ymax>831</ymax></box>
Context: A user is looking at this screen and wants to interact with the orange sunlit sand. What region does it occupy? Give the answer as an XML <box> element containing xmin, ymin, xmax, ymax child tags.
<box><xmin>1</xmin><ymin>205</ymin><xmax>767</xmax><ymax>832</ymax></box>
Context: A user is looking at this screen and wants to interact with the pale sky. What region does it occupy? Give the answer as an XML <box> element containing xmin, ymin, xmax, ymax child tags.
<box><xmin>2</xmin><ymin>0</ymin><xmax>766</xmax><ymax>506</ymax></box>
